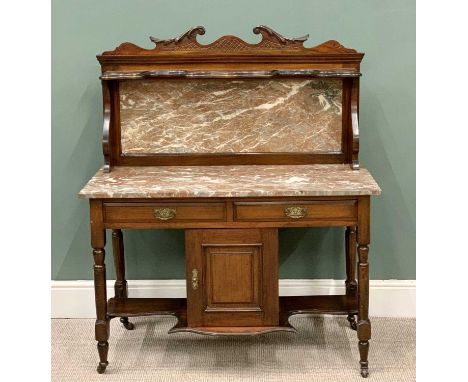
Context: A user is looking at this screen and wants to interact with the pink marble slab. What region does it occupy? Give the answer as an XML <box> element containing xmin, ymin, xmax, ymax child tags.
<box><xmin>79</xmin><ymin>165</ymin><xmax>381</xmax><ymax>199</ymax></box>
<box><xmin>120</xmin><ymin>79</ymin><xmax>343</xmax><ymax>154</ymax></box>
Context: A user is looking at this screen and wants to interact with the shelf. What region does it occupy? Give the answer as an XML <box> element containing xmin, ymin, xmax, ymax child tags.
<box><xmin>107</xmin><ymin>297</ymin><xmax>186</xmax><ymax>318</ymax></box>
<box><xmin>107</xmin><ymin>294</ymin><xmax>357</xmax><ymax>335</ymax></box>
<box><xmin>280</xmin><ymin>294</ymin><xmax>358</xmax><ymax>316</ymax></box>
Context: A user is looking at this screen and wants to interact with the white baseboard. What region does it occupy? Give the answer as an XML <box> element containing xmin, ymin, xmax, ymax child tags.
<box><xmin>51</xmin><ymin>279</ymin><xmax>415</xmax><ymax>318</ymax></box>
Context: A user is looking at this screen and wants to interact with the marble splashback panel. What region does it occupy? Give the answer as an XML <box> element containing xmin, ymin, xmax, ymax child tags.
<box><xmin>120</xmin><ymin>78</ymin><xmax>343</xmax><ymax>154</ymax></box>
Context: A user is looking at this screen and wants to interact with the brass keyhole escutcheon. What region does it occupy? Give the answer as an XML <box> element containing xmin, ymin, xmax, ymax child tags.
<box><xmin>284</xmin><ymin>206</ymin><xmax>307</xmax><ymax>219</ymax></box>
<box><xmin>153</xmin><ymin>207</ymin><xmax>176</xmax><ymax>220</ymax></box>
<box><xmin>192</xmin><ymin>269</ymin><xmax>199</xmax><ymax>290</ymax></box>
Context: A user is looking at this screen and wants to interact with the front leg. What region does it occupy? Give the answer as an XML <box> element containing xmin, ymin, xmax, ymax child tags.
<box><xmin>91</xmin><ymin>200</ymin><xmax>110</xmax><ymax>374</ymax></box>
<box><xmin>93</xmin><ymin>246</ymin><xmax>110</xmax><ymax>373</ymax></box>
<box><xmin>357</xmin><ymin>197</ymin><xmax>371</xmax><ymax>378</ymax></box>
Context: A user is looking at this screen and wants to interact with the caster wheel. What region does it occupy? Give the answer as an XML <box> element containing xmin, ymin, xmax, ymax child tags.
<box><xmin>120</xmin><ymin>317</ymin><xmax>134</xmax><ymax>330</ymax></box>
<box><xmin>360</xmin><ymin>368</ymin><xmax>369</xmax><ymax>378</ymax></box>
<box><xmin>124</xmin><ymin>322</ymin><xmax>134</xmax><ymax>330</ymax></box>
<box><xmin>347</xmin><ymin>314</ymin><xmax>357</xmax><ymax>331</ymax></box>
<box><xmin>97</xmin><ymin>361</ymin><xmax>108</xmax><ymax>374</ymax></box>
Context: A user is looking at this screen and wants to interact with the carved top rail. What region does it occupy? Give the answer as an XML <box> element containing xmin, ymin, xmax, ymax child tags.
<box><xmin>97</xmin><ymin>25</ymin><xmax>364</xmax><ymax>69</ymax></box>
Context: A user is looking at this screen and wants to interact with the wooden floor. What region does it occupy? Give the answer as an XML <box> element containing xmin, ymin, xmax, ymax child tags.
<box><xmin>52</xmin><ymin>315</ymin><xmax>415</xmax><ymax>382</ymax></box>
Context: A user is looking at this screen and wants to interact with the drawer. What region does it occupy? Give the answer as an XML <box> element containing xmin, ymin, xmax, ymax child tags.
<box><xmin>104</xmin><ymin>202</ymin><xmax>226</xmax><ymax>223</ymax></box>
<box><xmin>233</xmin><ymin>201</ymin><xmax>357</xmax><ymax>222</ymax></box>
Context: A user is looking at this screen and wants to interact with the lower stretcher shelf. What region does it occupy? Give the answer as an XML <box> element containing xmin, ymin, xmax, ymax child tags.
<box><xmin>107</xmin><ymin>293</ymin><xmax>358</xmax><ymax>335</ymax></box>
<box><xmin>107</xmin><ymin>297</ymin><xmax>186</xmax><ymax>318</ymax></box>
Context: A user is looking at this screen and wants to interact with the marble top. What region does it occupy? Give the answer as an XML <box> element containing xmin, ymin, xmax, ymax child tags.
<box><xmin>79</xmin><ymin>165</ymin><xmax>381</xmax><ymax>199</ymax></box>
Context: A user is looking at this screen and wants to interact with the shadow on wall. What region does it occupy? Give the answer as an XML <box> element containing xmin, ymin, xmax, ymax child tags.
<box><xmin>360</xmin><ymin>85</ymin><xmax>416</xmax><ymax>278</ymax></box>
<box><xmin>52</xmin><ymin>82</ymin><xmax>103</xmax><ymax>280</ymax></box>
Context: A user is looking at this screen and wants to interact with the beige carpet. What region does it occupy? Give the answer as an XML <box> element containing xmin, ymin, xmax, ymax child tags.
<box><xmin>52</xmin><ymin>315</ymin><xmax>415</xmax><ymax>382</ymax></box>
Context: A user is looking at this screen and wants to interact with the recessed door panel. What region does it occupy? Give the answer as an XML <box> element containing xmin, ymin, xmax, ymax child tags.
<box><xmin>205</xmin><ymin>245</ymin><xmax>260</xmax><ymax>310</ymax></box>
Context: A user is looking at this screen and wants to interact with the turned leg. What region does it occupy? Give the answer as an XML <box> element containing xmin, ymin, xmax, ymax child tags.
<box><xmin>94</xmin><ymin>246</ymin><xmax>110</xmax><ymax>373</ymax></box>
<box><xmin>91</xmin><ymin>200</ymin><xmax>110</xmax><ymax>374</ymax></box>
<box><xmin>357</xmin><ymin>197</ymin><xmax>371</xmax><ymax>378</ymax></box>
<box><xmin>345</xmin><ymin>226</ymin><xmax>358</xmax><ymax>330</ymax></box>
<box><xmin>112</xmin><ymin>229</ymin><xmax>134</xmax><ymax>330</ymax></box>
<box><xmin>96</xmin><ymin>338</ymin><xmax>109</xmax><ymax>374</ymax></box>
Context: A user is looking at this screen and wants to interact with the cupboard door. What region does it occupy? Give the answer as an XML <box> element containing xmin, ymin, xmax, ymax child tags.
<box><xmin>186</xmin><ymin>229</ymin><xmax>278</xmax><ymax>327</ymax></box>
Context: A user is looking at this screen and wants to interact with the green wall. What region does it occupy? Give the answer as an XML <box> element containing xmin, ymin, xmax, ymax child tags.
<box><xmin>52</xmin><ymin>0</ymin><xmax>415</xmax><ymax>280</ymax></box>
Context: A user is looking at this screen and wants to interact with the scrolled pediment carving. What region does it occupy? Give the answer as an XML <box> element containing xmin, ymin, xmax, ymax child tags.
<box><xmin>149</xmin><ymin>26</ymin><xmax>206</xmax><ymax>50</ymax></box>
<box><xmin>102</xmin><ymin>25</ymin><xmax>357</xmax><ymax>55</ymax></box>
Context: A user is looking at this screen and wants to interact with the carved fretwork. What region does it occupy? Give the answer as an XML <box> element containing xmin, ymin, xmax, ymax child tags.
<box><xmin>102</xmin><ymin>25</ymin><xmax>358</xmax><ymax>55</ymax></box>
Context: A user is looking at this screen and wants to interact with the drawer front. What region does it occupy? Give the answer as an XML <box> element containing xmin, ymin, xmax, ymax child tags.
<box><xmin>233</xmin><ymin>201</ymin><xmax>357</xmax><ymax>222</ymax></box>
<box><xmin>104</xmin><ymin>202</ymin><xmax>226</xmax><ymax>223</ymax></box>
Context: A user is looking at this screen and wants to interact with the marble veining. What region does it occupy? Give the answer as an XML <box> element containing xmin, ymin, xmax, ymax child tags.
<box><xmin>79</xmin><ymin>165</ymin><xmax>381</xmax><ymax>199</ymax></box>
<box><xmin>120</xmin><ymin>79</ymin><xmax>343</xmax><ymax>154</ymax></box>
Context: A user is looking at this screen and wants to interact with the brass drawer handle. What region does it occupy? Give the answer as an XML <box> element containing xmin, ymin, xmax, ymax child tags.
<box><xmin>153</xmin><ymin>207</ymin><xmax>176</xmax><ymax>220</ymax></box>
<box><xmin>284</xmin><ymin>206</ymin><xmax>307</xmax><ymax>219</ymax></box>
<box><xmin>192</xmin><ymin>269</ymin><xmax>199</xmax><ymax>290</ymax></box>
